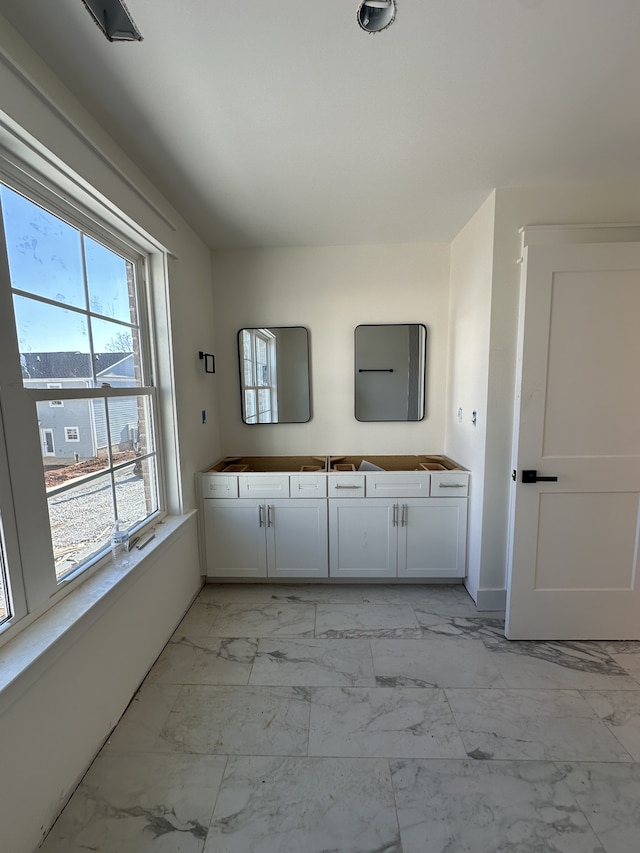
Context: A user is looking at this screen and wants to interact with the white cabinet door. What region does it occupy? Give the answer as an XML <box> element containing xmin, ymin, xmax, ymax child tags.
<box><xmin>397</xmin><ymin>498</ymin><xmax>467</xmax><ymax>578</ymax></box>
<box><xmin>329</xmin><ymin>499</ymin><xmax>396</xmax><ymax>578</ymax></box>
<box><xmin>204</xmin><ymin>499</ymin><xmax>267</xmax><ymax>578</ymax></box>
<box><xmin>266</xmin><ymin>499</ymin><xmax>328</xmax><ymax>578</ymax></box>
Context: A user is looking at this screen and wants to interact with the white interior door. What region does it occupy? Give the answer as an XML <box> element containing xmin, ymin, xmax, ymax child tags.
<box><xmin>506</xmin><ymin>241</ymin><xmax>640</xmax><ymax>639</ymax></box>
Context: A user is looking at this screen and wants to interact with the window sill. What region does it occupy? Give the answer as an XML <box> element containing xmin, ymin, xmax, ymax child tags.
<box><xmin>0</xmin><ymin>511</ymin><xmax>197</xmax><ymax>716</ymax></box>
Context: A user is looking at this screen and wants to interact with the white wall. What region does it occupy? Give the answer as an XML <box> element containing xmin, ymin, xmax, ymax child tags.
<box><xmin>445</xmin><ymin>192</ymin><xmax>495</xmax><ymax>604</ymax></box>
<box><xmin>1</xmin><ymin>518</ymin><xmax>200</xmax><ymax>853</ymax></box>
<box><xmin>0</xmin><ymin>17</ymin><xmax>215</xmax><ymax>852</ymax></box>
<box><xmin>211</xmin><ymin>243</ymin><xmax>450</xmax><ymax>457</ymax></box>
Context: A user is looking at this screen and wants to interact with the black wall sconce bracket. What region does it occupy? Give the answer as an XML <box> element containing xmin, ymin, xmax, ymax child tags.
<box><xmin>199</xmin><ymin>351</ymin><xmax>215</xmax><ymax>374</ymax></box>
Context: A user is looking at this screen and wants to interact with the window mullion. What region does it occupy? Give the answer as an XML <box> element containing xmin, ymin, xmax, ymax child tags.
<box><xmin>24</xmin><ymin>386</ymin><xmax>155</xmax><ymax>402</ymax></box>
<box><xmin>79</xmin><ymin>235</ymin><xmax>98</xmax><ymax>388</ymax></box>
<box><xmin>253</xmin><ymin>332</ymin><xmax>259</xmax><ymax>386</ymax></box>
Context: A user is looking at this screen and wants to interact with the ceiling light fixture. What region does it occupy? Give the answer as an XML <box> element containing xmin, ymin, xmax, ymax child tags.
<box><xmin>81</xmin><ymin>0</ymin><xmax>143</xmax><ymax>42</ymax></box>
<box><xmin>357</xmin><ymin>0</ymin><xmax>396</xmax><ymax>33</ymax></box>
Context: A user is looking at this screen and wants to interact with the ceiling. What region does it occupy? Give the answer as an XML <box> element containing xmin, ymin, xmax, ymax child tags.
<box><xmin>1</xmin><ymin>1</ymin><xmax>639</xmax><ymax>249</ymax></box>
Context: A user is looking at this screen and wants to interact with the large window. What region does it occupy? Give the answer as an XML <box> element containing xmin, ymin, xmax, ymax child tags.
<box><xmin>0</xmin><ymin>175</ymin><xmax>163</xmax><ymax>632</ymax></box>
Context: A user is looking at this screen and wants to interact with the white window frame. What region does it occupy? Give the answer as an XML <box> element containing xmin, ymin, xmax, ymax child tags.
<box><xmin>0</xmin><ymin>532</ymin><xmax>8</xmax><ymax>624</ymax></box>
<box><xmin>240</xmin><ymin>328</ymin><xmax>278</xmax><ymax>424</ymax></box>
<box><xmin>64</xmin><ymin>426</ymin><xmax>80</xmax><ymax>442</ymax></box>
<box><xmin>0</xmin><ymin>403</ymin><xmax>27</xmax><ymax>628</ymax></box>
<box><xmin>0</xmin><ymin>151</ymin><xmax>170</xmax><ymax>641</ymax></box>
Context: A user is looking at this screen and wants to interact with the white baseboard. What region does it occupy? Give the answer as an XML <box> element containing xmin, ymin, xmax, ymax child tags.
<box><xmin>475</xmin><ymin>587</ymin><xmax>507</xmax><ymax>612</ymax></box>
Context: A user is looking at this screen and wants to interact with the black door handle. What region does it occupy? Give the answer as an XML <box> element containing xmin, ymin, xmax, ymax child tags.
<box><xmin>522</xmin><ymin>469</ymin><xmax>558</xmax><ymax>484</ymax></box>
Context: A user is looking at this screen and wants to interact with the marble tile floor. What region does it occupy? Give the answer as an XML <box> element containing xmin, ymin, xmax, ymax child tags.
<box><xmin>38</xmin><ymin>583</ymin><xmax>640</xmax><ymax>852</ymax></box>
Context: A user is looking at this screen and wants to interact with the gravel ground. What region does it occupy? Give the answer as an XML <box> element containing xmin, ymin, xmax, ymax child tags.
<box><xmin>0</xmin><ymin>465</ymin><xmax>156</xmax><ymax>616</ymax></box>
<box><xmin>49</xmin><ymin>469</ymin><xmax>154</xmax><ymax>578</ymax></box>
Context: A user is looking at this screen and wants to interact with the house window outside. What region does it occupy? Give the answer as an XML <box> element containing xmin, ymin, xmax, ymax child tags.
<box><xmin>240</xmin><ymin>328</ymin><xmax>278</xmax><ymax>423</ymax></box>
<box><xmin>0</xmin><ymin>177</ymin><xmax>163</xmax><ymax>614</ymax></box>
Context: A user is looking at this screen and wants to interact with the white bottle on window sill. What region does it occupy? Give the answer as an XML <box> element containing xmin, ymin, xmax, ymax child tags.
<box><xmin>111</xmin><ymin>519</ymin><xmax>130</xmax><ymax>566</ymax></box>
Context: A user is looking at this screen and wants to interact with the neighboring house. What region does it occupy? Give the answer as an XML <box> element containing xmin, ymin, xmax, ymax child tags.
<box><xmin>21</xmin><ymin>352</ymin><xmax>139</xmax><ymax>461</ymax></box>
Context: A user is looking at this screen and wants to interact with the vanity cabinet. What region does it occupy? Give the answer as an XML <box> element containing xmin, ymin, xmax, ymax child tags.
<box><xmin>329</xmin><ymin>497</ymin><xmax>467</xmax><ymax>579</ymax></box>
<box><xmin>198</xmin><ymin>454</ymin><xmax>468</xmax><ymax>582</ymax></box>
<box><xmin>203</xmin><ymin>498</ymin><xmax>328</xmax><ymax>578</ymax></box>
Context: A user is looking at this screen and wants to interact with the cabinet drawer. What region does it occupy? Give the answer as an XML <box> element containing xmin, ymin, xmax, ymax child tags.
<box><xmin>365</xmin><ymin>472</ymin><xmax>431</xmax><ymax>498</ymax></box>
<box><xmin>238</xmin><ymin>474</ymin><xmax>290</xmax><ymax>499</ymax></box>
<box><xmin>429</xmin><ymin>471</ymin><xmax>469</xmax><ymax>496</ymax></box>
<box><xmin>290</xmin><ymin>474</ymin><xmax>327</xmax><ymax>498</ymax></box>
<box><xmin>200</xmin><ymin>473</ymin><xmax>238</xmax><ymax>498</ymax></box>
<box><xmin>327</xmin><ymin>473</ymin><xmax>365</xmax><ymax>497</ymax></box>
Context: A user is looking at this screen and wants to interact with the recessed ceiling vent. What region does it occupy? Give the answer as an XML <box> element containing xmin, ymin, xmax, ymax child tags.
<box><xmin>357</xmin><ymin>0</ymin><xmax>397</xmax><ymax>33</ymax></box>
<box><xmin>81</xmin><ymin>0</ymin><xmax>143</xmax><ymax>42</ymax></box>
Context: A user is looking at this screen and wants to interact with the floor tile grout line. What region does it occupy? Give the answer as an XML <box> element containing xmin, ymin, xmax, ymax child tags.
<box><xmin>550</xmin><ymin>759</ymin><xmax>619</xmax><ymax>853</ymax></box>
<box><xmin>586</xmin><ymin>709</ymin><xmax>639</xmax><ymax>764</ymax></box>
<box><xmin>367</xmin><ymin>637</ymin><xmax>376</xmax><ymax>687</ymax></box>
<box><xmin>385</xmin><ymin>757</ymin><xmax>405</xmax><ymax>853</ymax></box>
<box><xmin>306</xmin><ymin>683</ymin><xmax>313</xmax><ymax>758</ymax></box>
<box><xmin>205</xmin><ymin>753</ymin><xmax>230</xmax><ymax>841</ymax></box>
<box><xmin>245</xmin><ymin>635</ymin><xmax>259</xmax><ymax>686</ymax></box>
<box><xmin>100</xmin><ymin>743</ymin><xmax>640</xmax><ymax>764</ymax></box>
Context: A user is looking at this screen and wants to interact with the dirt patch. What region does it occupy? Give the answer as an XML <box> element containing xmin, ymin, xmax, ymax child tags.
<box><xmin>44</xmin><ymin>451</ymin><xmax>138</xmax><ymax>488</ymax></box>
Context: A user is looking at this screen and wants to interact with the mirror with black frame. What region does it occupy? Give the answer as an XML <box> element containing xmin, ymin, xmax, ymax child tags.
<box><xmin>238</xmin><ymin>326</ymin><xmax>311</xmax><ymax>424</ymax></box>
<box><xmin>354</xmin><ymin>323</ymin><xmax>427</xmax><ymax>421</ymax></box>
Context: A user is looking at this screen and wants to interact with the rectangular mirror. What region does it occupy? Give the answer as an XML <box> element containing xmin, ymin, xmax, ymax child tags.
<box><xmin>355</xmin><ymin>323</ymin><xmax>427</xmax><ymax>421</ymax></box>
<box><xmin>238</xmin><ymin>326</ymin><xmax>311</xmax><ymax>424</ymax></box>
